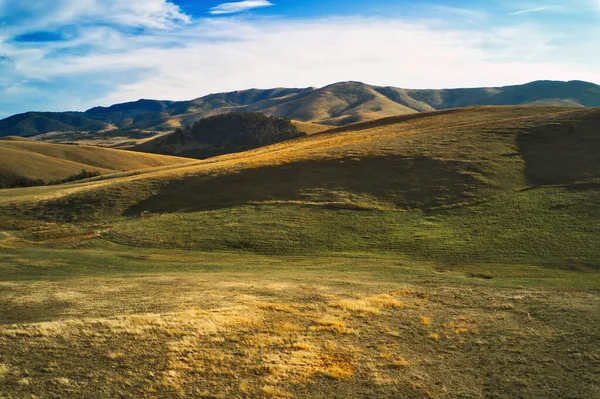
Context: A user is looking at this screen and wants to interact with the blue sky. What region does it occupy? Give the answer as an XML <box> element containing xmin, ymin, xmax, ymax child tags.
<box><xmin>0</xmin><ymin>0</ymin><xmax>599</xmax><ymax>118</ymax></box>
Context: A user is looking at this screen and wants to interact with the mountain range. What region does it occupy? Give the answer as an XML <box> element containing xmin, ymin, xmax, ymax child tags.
<box><xmin>1</xmin><ymin>80</ymin><xmax>600</xmax><ymax>137</ymax></box>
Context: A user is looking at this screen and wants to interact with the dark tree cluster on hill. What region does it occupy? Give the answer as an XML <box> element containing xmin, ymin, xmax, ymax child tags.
<box><xmin>0</xmin><ymin>169</ymin><xmax>101</xmax><ymax>189</ymax></box>
<box><xmin>0</xmin><ymin>174</ymin><xmax>45</xmax><ymax>189</ymax></box>
<box><xmin>168</xmin><ymin>112</ymin><xmax>306</xmax><ymax>159</ymax></box>
<box><xmin>49</xmin><ymin>169</ymin><xmax>101</xmax><ymax>185</ymax></box>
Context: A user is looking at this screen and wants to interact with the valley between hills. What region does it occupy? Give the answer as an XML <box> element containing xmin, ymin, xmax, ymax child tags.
<box><xmin>0</xmin><ymin>87</ymin><xmax>599</xmax><ymax>397</ymax></box>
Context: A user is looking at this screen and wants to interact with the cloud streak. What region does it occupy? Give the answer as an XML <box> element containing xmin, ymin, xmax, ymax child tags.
<box><xmin>510</xmin><ymin>6</ymin><xmax>556</xmax><ymax>15</ymax></box>
<box><xmin>0</xmin><ymin>0</ymin><xmax>190</xmax><ymax>33</ymax></box>
<box><xmin>209</xmin><ymin>1</ymin><xmax>274</xmax><ymax>15</ymax></box>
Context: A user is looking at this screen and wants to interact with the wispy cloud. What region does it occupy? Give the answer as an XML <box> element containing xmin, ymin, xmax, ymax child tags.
<box><xmin>428</xmin><ymin>5</ymin><xmax>487</xmax><ymax>21</ymax></box>
<box><xmin>510</xmin><ymin>6</ymin><xmax>556</xmax><ymax>15</ymax></box>
<box><xmin>0</xmin><ymin>1</ymin><xmax>599</xmax><ymax>118</ymax></box>
<box><xmin>209</xmin><ymin>1</ymin><xmax>274</xmax><ymax>15</ymax></box>
<box><xmin>0</xmin><ymin>0</ymin><xmax>190</xmax><ymax>34</ymax></box>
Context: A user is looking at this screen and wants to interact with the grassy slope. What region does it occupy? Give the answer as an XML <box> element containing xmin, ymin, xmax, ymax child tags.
<box><xmin>1</xmin><ymin>106</ymin><xmax>600</xmax><ymax>398</ymax></box>
<box><xmin>291</xmin><ymin>120</ymin><xmax>331</xmax><ymax>135</ymax></box>
<box><xmin>0</xmin><ymin>106</ymin><xmax>598</xmax><ymax>266</ymax></box>
<box><xmin>263</xmin><ymin>82</ymin><xmax>419</xmax><ymax>125</ymax></box>
<box><xmin>107</xmin><ymin>185</ymin><xmax>600</xmax><ymax>267</ymax></box>
<box><xmin>3</xmin><ymin>106</ymin><xmax>596</xmax><ymax>215</ymax></box>
<box><xmin>0</xmin><ymin>138</ymin><xmax>193</xmax><ymax>183</ymax></box>
<box><xmin>33</xmin><ymin>130</ymin><xmax>179</xmax><ymax>150</ymax></box>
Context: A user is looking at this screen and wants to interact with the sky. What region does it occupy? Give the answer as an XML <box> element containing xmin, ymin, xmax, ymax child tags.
<box><xmin>0</xmin><ymin>0</ymin><xmax>599</xmax><ymax>118</ymax></box>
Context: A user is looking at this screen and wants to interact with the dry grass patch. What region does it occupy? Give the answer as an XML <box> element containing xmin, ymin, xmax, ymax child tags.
<box><xmin>381</xmin><ymin>326</ymin><xmax>401</xmax><ymax>337</ymax></box>
<box><xmin>272</xmin><ymin>322</ymin><xmax>303</xmax><ymax>334</ymax></box>
<box><xmin>321</xmin><ymin>364</ymin><xmax>354</xmax><ymax>380</ymax></box>
<box><xmin>0</xmin><ymin>363</ymin><xmax>10</xmax><ymax>380</ymax></box>
<box><xmin>55</xmin><ymin>377</ymin><xmax>72</xmax><ymax>386</ymax></box>
<box><xmin>105</xmin><ymin>351</ymin><xmax>126</xmax><ymax>360</ymax></box>
<box><xmin>332</xmin><ymin>298</ymin><xmax>382</xmax><ymax>314</ymax></box>
<box><xmin>389</xmin><ymin>356</ymin><xmax>411</xmax><ymax>368</ymax></box>
<box><xmin>244</xmin><ymin>333</ymin><xmax>286</xmax><ymax>348</ymax></box>
<box><xmin>428</xmin><ymin>333</ymin><xmax>440</xmax><ymax>341</ymax></box>
<box><xmin>331</xmin><ymin>293</ymin><xmax>403</xmax><ymax>315</ymax></box>
<box><xmin>319</xmin><ymin>343</ymin><xmax>356</xmax><ymax>380</ymax></box>
<box><xmin>261</xmin><ymin>303</ymin><xmax>297</xmax><ymax>313</ymax></box>
<box><xmin>290</xmin><ymin>341</ymin><xmax>316</xmax><ymax>351</ymax></box>
<box><xmin>310</xmin><ymin>317</ymin><xmax>354</xmax><ymax>335</ymax></box>
<box><xmin>379</xmin><ymin>351</ymin><xmax>413</xmax><ymax>369</ymax></box>
<box><xmin>369</xmin><ymin>294</ymin><xmax>404</xmax><ymax>309</ymax></box>
<box><xmin>444</xmin><ymin>315</ymin><xmax>478</xmax><ymax>335</ymax></box>
<box><xmin>18</xmin><ymin>377</ymin><xmax>31</xmax><ymax>386</ymax></box>
<box><xmin>261</xmin><ymin>385</ymin><xmax>288</xmax><ymax>397</ymax></box>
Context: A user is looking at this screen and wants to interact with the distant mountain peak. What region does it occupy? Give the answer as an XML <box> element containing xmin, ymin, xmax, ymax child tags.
<box><xmin>2</xmin><ymin>80</ymin><xmax>599</xmax><ymax>137</ymax></box>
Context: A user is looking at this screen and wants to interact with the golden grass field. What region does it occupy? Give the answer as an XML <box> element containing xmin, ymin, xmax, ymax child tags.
<box><xmin>32</xmin><ymin>130</ymin><xmax>176</xmax><ymax>149</ymax></box>
<box><xmin>0</xmin><ymin>247</ymin><xmax>598</xmax><ymax>398</ymax></box>
<box><xmin>0</xmin><ymin>137</ymin><xmax>193</xmax><ymax>183</ymax></box>
<box><xmin>290</xmin><ymin>121</ymin><xmax>330</xmax><ymax>135</ymax></box>
<box><xmin>1</xmin><ymin>106</ymin><xmax>599</xmax><ymax>398</ymax></box>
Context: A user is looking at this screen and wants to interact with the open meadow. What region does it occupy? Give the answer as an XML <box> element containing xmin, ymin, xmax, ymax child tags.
<box><xmin>1</xmin><ymin>106</ymin><xmax>599</xmax><ymax>398</ymax></box>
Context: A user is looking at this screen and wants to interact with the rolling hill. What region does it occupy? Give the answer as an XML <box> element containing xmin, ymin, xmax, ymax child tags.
<box><xmin>2</xmin><ymin>105</ymin><xmax>600</xmax><ymax>399</ymax></box>
<box><xmin>0</xmin><ymin>137</ymin><xmax>193</xmax><ymax>188</ymax></box>
<box><xmin>1</xmin><ymin>80</ymin><xmax>599</xmax><ymax>137</ymax></box>
<box><xmin>133</xmin><ymin>112</ymin><xmax>306</xmax><ymax>159</ymax></box>
<box><xmin>3</xmin><ymin>105</ymin><xmax>598</xmax><ymax>223</ymax></box>
<box><xmin>0</xmin><ymin>112</ymin><xmax>111</xmax><ymax>137</ymax></box>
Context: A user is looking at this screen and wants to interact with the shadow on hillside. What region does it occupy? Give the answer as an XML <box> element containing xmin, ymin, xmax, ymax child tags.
<box><xmin>125</xmin><ymin>155</ymin><xmax>487</xmax><ymax>215</ymax></box>
<box><xmin>517</xmin><ymin>112</ymin><xmax>600</xmax><ymax>186</ymax></box>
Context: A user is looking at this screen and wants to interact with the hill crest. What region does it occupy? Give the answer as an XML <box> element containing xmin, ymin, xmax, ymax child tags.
<box><xmin>1</xmin><ymin>80</ymin><xmax>599</xmax><ymax>137</ymax></box>
<box><xmin>3</xmin><ymin>105</ymin><xmax>599</xmax><ymax>219</ymax></box>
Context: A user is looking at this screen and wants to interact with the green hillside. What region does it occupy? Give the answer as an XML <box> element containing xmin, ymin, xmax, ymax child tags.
<box><xmin>2</xmin><ymin>106</ymin><xmax>598</xmax><ymax>226</ymax></box>
<box><xmin>1</xmin><ymin>106</ymin><xmax>600</xmax><ymax>399</ymax></box>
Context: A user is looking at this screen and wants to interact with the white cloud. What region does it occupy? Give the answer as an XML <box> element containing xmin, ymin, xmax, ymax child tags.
<box><xmin>510</xmin><ymin>6</ymin><xmax>556</xmax><ymax>15</ymax></box>
<box><xmin>209</xmin><ymin>1</ymin><xmax>274</xmax><ymax>15</ymax></box>
<box><xmin>57</xmin><ymin>17</ymin><xmax>596</xmax><ymax>107</ymax></box>
<box><xmin>0</xmin><ymin>2</ymin><xmax>599</xmax><ymax>117</ymax></box>
<box><xmin>0</xmin><ymin>0</ymin><xmax>190</xmax><ymax>33</ymax></box>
